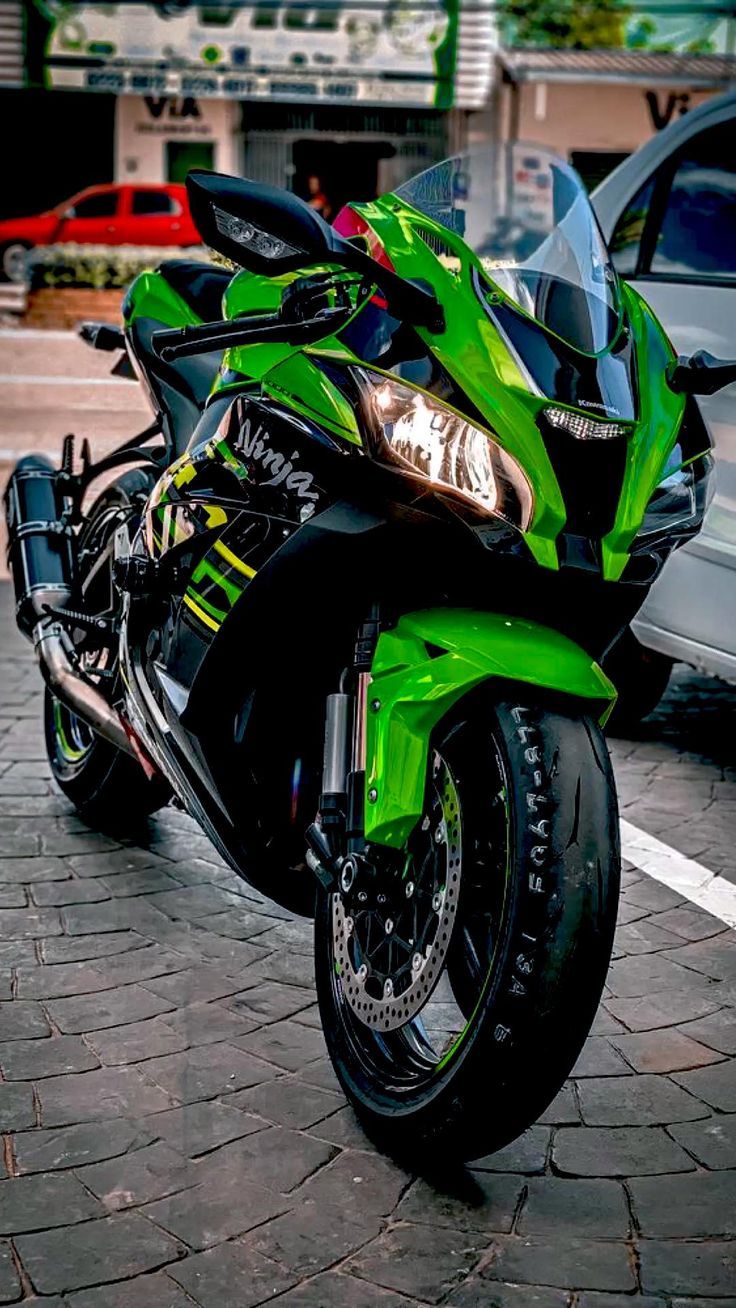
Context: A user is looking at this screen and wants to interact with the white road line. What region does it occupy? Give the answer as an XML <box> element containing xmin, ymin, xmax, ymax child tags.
<box><xmin>0</xmin><ymin>374</ymin><xmax>134</xmax><ymax>386</ymax></box>
<box><xmin>0</xmin><ymin>329</ymin><xmax>76</xmax><ymax>340</ymax></box>
<box><xmin>622</xmin><ymin>818</ymin><xmax>736</xmax><ymax>929</ymax></box>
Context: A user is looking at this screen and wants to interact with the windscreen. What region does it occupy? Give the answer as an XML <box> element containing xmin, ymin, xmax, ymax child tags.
<box><xmin>393</xmin><ymin>146</ymin><xmax>622</xmax><ymax>356</ymax></box>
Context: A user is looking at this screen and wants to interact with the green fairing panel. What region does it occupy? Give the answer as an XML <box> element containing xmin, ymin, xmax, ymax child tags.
<box><xmin>602</xmin><ymin>284</ymin><xmax>687</xmax><ymax>581</ymax></box>
<box><xmin>365</xmin><ymin>608</ymin><xmax>616</xmax><ymax>849</ymax></box>
<box><xmin>123</xmin><ymin>270</ymin><xmax>202</xmax><ymax>330</ymax></box>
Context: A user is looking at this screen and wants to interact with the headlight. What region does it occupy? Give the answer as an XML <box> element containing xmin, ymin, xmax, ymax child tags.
<box><xmin>364</xmin><ymin>372</ymin><xmax>533</xmax><ymax>530</ymax></box>
<box><xmin>640</xmin><ymin>445</ymin><xmax>714</xmax><ymax>540</ymax></box>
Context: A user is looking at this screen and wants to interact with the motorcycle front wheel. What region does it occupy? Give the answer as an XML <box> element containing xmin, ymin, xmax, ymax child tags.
<box><xmin>314</xmin><ymin>690</ymin><xmax>620</xmax><ymax>1162</ymax></box>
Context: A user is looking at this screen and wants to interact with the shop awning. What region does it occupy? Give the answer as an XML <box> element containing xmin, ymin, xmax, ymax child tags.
<box><xmin>499</xmin><ymin>48</ymin><xmax>736</xmax><ymax>89</ymax></box>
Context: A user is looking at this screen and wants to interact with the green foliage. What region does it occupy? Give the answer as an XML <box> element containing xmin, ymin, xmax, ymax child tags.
<box><xmin>28</xmin><ymin>244</ymin><xmax>214</xmax><ymax>291</ymax></box>
<box><xmin>501</xmin><ymin>0</ymin><xmax>630</xmax><ymax>49</ymax></box>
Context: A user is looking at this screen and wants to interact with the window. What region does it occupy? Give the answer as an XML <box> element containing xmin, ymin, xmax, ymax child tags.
<box><xmin>650</xmin><ymin>126</ymin><xmax>736</xmax><ymax>281</ymax></box>
<box><xmin>131</xmin><ymin>190</ymin><xmax>179</xmax><ymax>216</ymax></box>
<box><xmin>609</xmin><ymin>177</ymin><xmax>655</xmax><ymax>276</ymax></box>
<box><xmin>69</xmin><ymin>191</ymin><xmax>118</xmax><ymax>219</ymax></box>
<box><xmin>609</xmin><ymin>122</ymin><xmax>736</xmax><ymax>282</ymax></box>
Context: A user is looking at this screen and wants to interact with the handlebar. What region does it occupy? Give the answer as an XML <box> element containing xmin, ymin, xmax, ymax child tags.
<box><xmin>152</xmin><ymin>306</ymin><xmax>349</xmax><ymax>363</ymax></box>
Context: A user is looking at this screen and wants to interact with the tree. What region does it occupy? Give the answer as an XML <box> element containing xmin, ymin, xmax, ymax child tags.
<box><xmin>500</xmin><ymin>1</ymin><xmax>630</xmax><ymax>50</ymax></box>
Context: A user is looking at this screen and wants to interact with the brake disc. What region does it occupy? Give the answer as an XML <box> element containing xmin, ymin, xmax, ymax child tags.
<box><xmin>333</xmin><ymin>754</ymin><xmax>462</xmax><ymax>1033</ymax></box>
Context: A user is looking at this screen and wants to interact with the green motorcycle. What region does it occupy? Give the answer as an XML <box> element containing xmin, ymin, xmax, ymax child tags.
<box><xmin>6</xmin><ymin>146</ymin><xmax>730</xmax><ymax>1160</ymax></box>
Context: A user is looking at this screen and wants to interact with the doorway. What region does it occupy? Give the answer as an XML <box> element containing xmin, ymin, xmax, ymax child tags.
<box><xmin>292</xmin><ymin>139</ymin><xmax>396</xmax><ymax>224</ymax></box>
<box><xmin>166</xmin><ymin>142</ymin><xmax>216</xmax><ymax>185</ymax></box>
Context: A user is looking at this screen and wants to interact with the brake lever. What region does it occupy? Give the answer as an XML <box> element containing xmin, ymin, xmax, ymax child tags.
<box><xmin>155</xmin><ymin>306</ymin><xmax>350</xmax><ymax>363</ymax></box>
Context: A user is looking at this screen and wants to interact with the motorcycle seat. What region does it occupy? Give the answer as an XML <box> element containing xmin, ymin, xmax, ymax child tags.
<box><xmin>157</xmin><ymin>259</ymin><xmax>233</xmax><ymax>326</ymax></box>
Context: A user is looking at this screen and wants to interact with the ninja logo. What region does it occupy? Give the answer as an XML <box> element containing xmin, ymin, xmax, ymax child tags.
<box><xmin>233</xmin><ymin>417</ymin><xmax>319</xmax><ymax>503</ymax></box>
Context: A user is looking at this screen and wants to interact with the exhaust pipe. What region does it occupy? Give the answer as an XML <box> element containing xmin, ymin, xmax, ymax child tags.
<box><xmin>5</xmin><ymin>455</ymin><xmax>137</xmax><ymax>761</ymax></box>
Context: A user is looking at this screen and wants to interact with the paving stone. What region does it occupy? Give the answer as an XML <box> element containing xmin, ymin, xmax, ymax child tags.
<box><xmin>0</xmin><ymin>1034</ymin><xmax>99</xmax><ymax>1079</ymax></box>
<box><xmin>234</xmin><ymin>1018</ymin><xmax>325</xmax><ymax>1071</ymax></box>
<box><xmin>347</xmin><ymin>1222</ymin><xmax>484</xmax><ymax>1304</ymax></box>
<box><xmin>309</xmin><ymin>1105</ymin><xmax>373</xmax><ymax>1150</ymax></box>
<box><xmin>577</xmin><ymin>1074</ymin><xmax>709</xmax><ymax>1125</ymax></box>
<box><xmin>0</xmin><ymin>1240</ymin><xmax>20</xmax><ymax>1303</ymax></box>
<box><xmin>471</xmin><ymin>1126</ymin><xmax>550</xmax><ymax>1174</ymax></box>
<box><xmin>517</xmin><ymin>1178</ymin><xmax>630</xmax><ymax>1237</ymax></box>
<box><xmin>651</xmin><ymin>906</ymin><xmax>728</xmax><ymax>941</ymax></box>
<box><xmin>673</xmin><ymin>1059</ymin><xmax>736</xmax><ymax>1111</ymax></box>
<box><xmin>15</xmin><ymin>1211</ymin><xmax>186</xmax><ymax>1294</ymax></box>
<box><xmin>141</xmin><ymin>1042</ymin><xmax>274</xmax><ymax>1102</ymax></box>
<box><xmin>605</xmin><ymin>953</ymin><xmax>713</xmax><ymax>998</ymax></box>
<box><xmin>66</xmin><ymin>1271</ymin><xmax>193</xmax><ymax>1307</ymax></box>
<box><xmin>260</xmin><ymin>951</ymin><xmax>317</xmax><ymax>989</ymax></box>
<box><xmin>86</xmin><ymin>1017</ymin><xmax>188</xmax><ymax>1066</ymax></box>
<box><xmin>265</xmin><ymin>1273</ymin><xmax>417</xmax><ymax>1307</ymax></box>
<box><xmin>233</xmin><ymin>1077</ymin><xmax>342</xmax><ymax>1130</ymax></box>
<box><xmin>31</xmin><ymin>879</ymin><xmax>110</xmax><ymax>906</ymax></box>
<box><xmin>298</xmin><ymin>1148</ymin><xmax>411</xmax><ymax>1219</ymax></box>
<box><xmin>553</xmin><ymin>1126</ymin><xmax>696</xmax><ymax>1176</ymax></box>
<box><xmin>226</xmin><ymin>980</ymin><xmax>315</xmax><ymax>1023</ymax></box>
<box><xmin>622</xmin><ymin>879</ymin><xmax>687</xmax><ymax>912</ymax></box>
<box><xmin>663</xmin><ymin>936</ymin><xmax>736</xmax><ymax>982</ymax></box>
<box><xmin>446</xmin><ymin>1282</ymin><xmax>569</xmax><ymax>1308</ymax></box>
<box><xmin>143</xmin><ymin>1099</ymin><xmax>266</xmax><ymax>1156</ymax></box>
<box><xmin>252</xmin><ymin>1197</ymin><xmax>384</xmax><ymax>1277</ymax></box>
<box><xmin>140</xmin><ymin>964</ymin><xmax>251</xmax><ymax>1006</ymax></box>
<box><xmin>46</xmin><ymin>984</ymin><xmax>176</xmax><ymax>1033</ymax></box>
<box><xmin>196</xmin><ymin>1126</ymin><xmax>335</xmax><ymax>1194</ymax></box>
<box><xmin>614</xmin><ymin>919</ymin><xmax>683</xmax><ymax>954</ymax></box>
<box><xmin>0</xmin><ymin>856</ymin><xmax>70</xmax><ymax>884</ymax></box>
<box><xmin>0</xmin><ymin>831</ymin><xmax>40</xmax><ymax>857</ymax></box>
<box><xmin>395</xmin><ymin>1172</ymin><xmax>523</xmax><ymax>1234</ymax></box>
<box><xmin>167</xmin><ymin>1241</ymin><xmax>298</xmax><ymax>1307</ymax></box>
<box><xmin>18</xmin><ymin>960</ymin><xmax>122</xmax><ymax>1000</ymax></box>
<box><xmin>0</xmin><ymin>905</ymin><xmax>62</xmax><ymax>938</ymax></box>
<box><xmin>0</xmin><ymin>1000</ymin><xmax>50</xmax><ymax>1041</ymax></box>
<box><xmin>611</xmin><ymin>1028</ymin><xmax>725</xmax><ymax>1073</ymax></box>
<box><xmin>670</xmin><ymin>1114</ymin><xmax>736</xmax><ymax>1169</ymax></box>
<box><xmin>76</xmin><ymin>1141</ymin><xmax>194</xmax><ymax>1210</ymax></box>
<box><xmin>0</xmin><ymin>1171</ymin><xmax>102</xmax><ymax>1233</ymax></box>
<box><xmin>13</xmin><ymin>1120</ymin><xmax>154</xmax><ymax>1175</ymax></box>
<box><xmin>577</xmin><ymin>1297</ymin><xmax>665</xmax><ymax>1308</ymax></box>
<box><xmin>159</xmin><ymin>1001</ymin><xmax>259</xmax><ymax>1047</ymax></box>
<box><xmin>536</xmin><ymin>1084</ymin><xmax>580</xmax><ymax>1125</ymax></box>
<box><xmin>200</xmin><ymin>908</ymin><xmax>280</xmax><ymax>940</ymax></box>
<box><xmin>88</xmin><ymin>946</ymin><xmax>189</xmax><ymax>990</ymax></box>
<box><xmin>571</xmin><ymin>1038</ymin><xmax>634</xmax><ymax>1078</ymax></box>
<box><xmin>38</xmin><ymin>1065</ymin><xmax>174</xmax><ymax>1126</ymax></box>
<box><xmin>629</xmin><ymin>1169</ymin><xmax>736</xmax><ymax>1237</ymax></box>
<box><xmin>480</xmin><ymin>1235</ymin><xmax>636</xmax><ymax>1292</ymax></box>
<box><xmin>640</xmin><ymin>1240</ymin><xmax>736</xmax><ymax>1297</ymax></box>
<box><xmin>589</xmin><ymin>1007</ymin><xmax>627</xmax><ymax>1037</ymax></box>
<box><xmin>142</xmin><ymin>1171</ymin><xmax>287</xmax><ymax>1249</ymax></box>
<box><xmin>60</xmin><ymin>900</ymin><xmax>168</xmax><ymax>937</ymax></box>
<box><xmin>41</xmin><ymin>931</ymin><xmax>148</xmax><ymax>964</ymax></box>
<box><xmin>605</xmin><ymin>989</ymin><xmax>725</xmax><ymax>1031</ymax></box>
<box><xmin>68</xmin><ymin>848</ymin><xmax>175</xmax><ymax>877</ymax></box>
<box><xmin>0</xmin><ymin>1082</ymin><xmax>36</xmax><ymax>1130</ymax></box>
<box><xmin>0</xmin><ymin>941</ymin><xmax>38</xmax><ymax>968</ymax></box>
<box><xmin>147</xmin><ymin>884</ymin><xmax>248</xmax><ymax>920</ymax></box>
<box><xmin>101</xmin><ymin>868</ymin><xmax>182</xmax><ymax>897</ymax></box>
<box><xmin>680</xmin><ymin>1007</ymin><xmax>736</xmax><ymax>1056</ymax></box>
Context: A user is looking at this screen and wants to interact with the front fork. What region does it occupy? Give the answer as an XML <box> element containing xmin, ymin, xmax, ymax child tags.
<box><xmin>306</xmin><ymin>608</ymin><xmax>379</xmax><ymax>890</ymax></box>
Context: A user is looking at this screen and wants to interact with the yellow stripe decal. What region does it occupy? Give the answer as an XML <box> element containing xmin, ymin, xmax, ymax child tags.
<box><xmin>183</xmin><ymin>594</ymin><xmax>221</xmax><ymax>632</ymax></box>
<box><xmin>214</xmin><ymin>540</ymin><xmax>257</xmax><ymax>579</ymax></box>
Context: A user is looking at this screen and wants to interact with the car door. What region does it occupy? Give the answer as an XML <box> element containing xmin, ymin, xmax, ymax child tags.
<box><xmin>607</xmin><ymin>117</ymin><xmax>736</xmax><ymax>664</ymax></box>
<box><xmin>57</xmin><ymin>188</ymin><xmax>121</xmax><ymax>245</ymax></box>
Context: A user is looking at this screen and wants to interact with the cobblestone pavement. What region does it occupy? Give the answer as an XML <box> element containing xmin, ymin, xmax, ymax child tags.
<box><xmin>0</xmin><ymin>587</ymin><xmax>735</xmax><ymax>1307</ymax></box>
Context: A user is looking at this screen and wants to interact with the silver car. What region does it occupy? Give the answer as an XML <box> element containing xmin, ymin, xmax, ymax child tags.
<box><xmin>593</xmin><ymin>91</ymin><xmax>736</xmax><ymax>720</ymax></box>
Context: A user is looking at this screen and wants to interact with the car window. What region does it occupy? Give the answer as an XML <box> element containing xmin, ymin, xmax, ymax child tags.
<box><xmin>609</xmin><ymin>176</ymin><xmax>655</xmax><ymax>276</ymax></box>
<box><xmin>131</xmin><ymin>191</ymin><xmax>179</xmax><ymax>216</ymax></box>
<box><xmin>68</xmin><ymin>191</ymin><xmax>118</xmax><ymax>219</ymax></box>
<box><xmin>650</xmin><ymin>126</ymin><xmax>736</xmax><ymax>281</ymax></box>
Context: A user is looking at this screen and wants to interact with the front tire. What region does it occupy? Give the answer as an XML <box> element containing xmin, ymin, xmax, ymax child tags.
<box><xmin>1</xmin><ymin>241</ymin><xmax>32</xmax><ymax>283</ymax></box>
<box><xmin>314</xmin><ymin>692</ymin><xmax>619</xmax><ymax>1162</ymax></box>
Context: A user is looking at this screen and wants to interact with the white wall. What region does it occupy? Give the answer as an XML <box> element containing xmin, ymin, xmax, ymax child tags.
<box><xmin>115</xmin><ymin>95</ymin><xmax>239</xmax><ymax>182</ymax></box>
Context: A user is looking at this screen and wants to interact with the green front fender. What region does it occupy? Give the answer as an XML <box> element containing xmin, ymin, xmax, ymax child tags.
<box><xmin>364</xmin><ymin>609</ymin><xmax>616</xmax><ymax>849</ymax></box>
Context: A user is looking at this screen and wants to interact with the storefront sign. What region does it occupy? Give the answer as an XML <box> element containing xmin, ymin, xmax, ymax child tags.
<box><xmin>27</xmin><ymin>0</ymin><xmax>473</xmax><ymax>108</ymax></box>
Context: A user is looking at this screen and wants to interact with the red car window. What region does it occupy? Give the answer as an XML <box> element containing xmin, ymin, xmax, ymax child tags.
<box><xmin>131</xmin><ymin>191</ymin><xmax>180</xmax><ymax>217</ymax></box>
<box><xmin>69</xmin><ymin>191</ymin><xmax>118</xmax><ymax>219</ymax></box>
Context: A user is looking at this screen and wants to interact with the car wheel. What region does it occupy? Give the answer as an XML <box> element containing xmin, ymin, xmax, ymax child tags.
<box><xmin>0</xmin><ymin>242</ymin><xmax>32</xmax><ymax>284</ymax></box>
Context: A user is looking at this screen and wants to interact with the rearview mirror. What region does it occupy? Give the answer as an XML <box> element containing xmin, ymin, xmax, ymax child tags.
<box><xmin>186</xmin><ymin>170</ymin><xmax>444</xmax><ymax>334</ymax></box>
<box><xmin>668</xmin><ymin>349</ymin><xmax>736</xmax><ymax>397</ymax></box>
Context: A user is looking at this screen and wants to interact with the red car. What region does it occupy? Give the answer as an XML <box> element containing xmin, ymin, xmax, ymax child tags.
<box><xmin>0</xmin><ymin>183</ymin><xmax>202</xmax><ymax>282</ymax></box>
